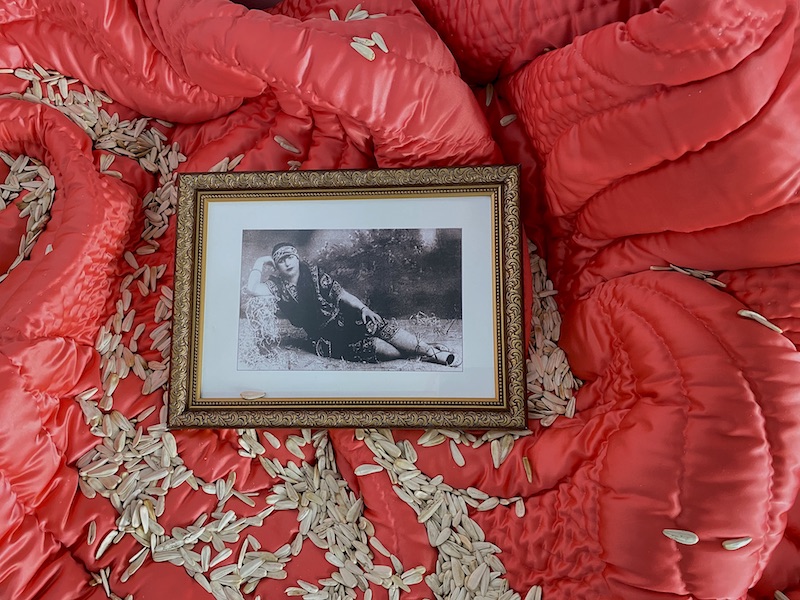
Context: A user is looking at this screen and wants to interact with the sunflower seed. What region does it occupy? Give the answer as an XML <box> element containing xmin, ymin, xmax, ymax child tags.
<box><xmin>737</xmin><ymin>309</ymin><xmax>783</xmax><ymax>333</ymax></box>
<box><xmin>350</xmin><ymin>42</ymin><xmax>376</xmax><ymax>61</ymax></box>
<box><xmin>466</xmin><ymin>562</ymin><xmax>488</xmax><ymax>591</ymax></box>
<box><xmin>371</xmin><ymin>32</ymin><xmax>388</xmax><ymax>53</ymax></box>
<box><xmin>490</xmin><ymin>439</ymin><xmax>503</xmax><ymax>469</ymax></box>
<box><xmin>662</xmin><ymin>529</ymin><xmax>699</xmax><ymax>545</ymax></box>
<box><xmin>194</xmin><ymin>572</ymin><xmax>212</xmax><ymax>593</ymax></box>
<box><xmin>121</xmin><ymin>548</ymin><xmax>149</xmax><ymax>582</ymax></box>
<box><xmin>393</xmin><ymin>458</ymin><xmax>416</xmax><ymax>471</ymax></box>
<box><xmin>124</xmin><ymin>251</ymin><xmax>139</xmax><ymax>270</ymax></box>
<box><xmin>476</xmin><ymin>497</ymin><xmax>499</xmax><ymax>511</ymax></box>
<box><xmin>525</xmin><ymin>585</ymin><xmax>543</xmax><ymax>600</ymax></box>
<box><xmin>417</xmin><ymin>430</ymin><xmax>445</xmax><ymax>447</ymax></box>
<box><xmin>353</xmin><ymin>464</ymin><xmax>383</xmax><ymax>477</ymax></box>
<box><xmin>541</xmin><ymin>414</ymin><xmax>557</xmax><ymax>427</ymax></box>
<box><xmin>261</xmin><ymin>431</ymin><xmax>280</xmax><ymax>449</ymax></box>
<box><xmin>775</xmin><ymin>592</ymin><xmax>790</xmax><ymax>600</ymax></box>
<box><xmin>285</xmin><ymin>437</ymin><xmax>305</xmax><ymax>459</ymax></box>
<box><xmin>209</xmin><ymin>548</ymin><xmax>232</xmax><ymax>568</ymax></box>
<box><xmin>565</xmin><ymin>396</ymin><xmax>576</xmax><ymax>418</ymax></box>
<box><xmin>500</xmin><ymin>114</ymin><xmax>517</xmax><ymax>126</ymax></box>
<box><xmin>449</xmin><ymin>440</ymin><xmax>465</xmax><ymax>467</ymax></box>
<box><xmin>369</xmin><ymin>536</ymin><xmax>391</xmax><ymax>557</ymax></box>
<box><xmin>722</xmin><ymin>537</ymin><xmax>752</xmax><ymax>550</ymax></box>
<box><xmin>95</xmin><ymin>529</ymin><xmax>118</xmax><ymax>559</ymax></box>
<box><xmin>273</xmin><ymin>136</ymin><xmax>301</xmax><ymax>155</ymax></box>
<box><xmin>522</xmin><ymin>456</ymin><xmax>533</xmax><ymax>483</ymax></box>
<box><xmin>417</xmin><ymin>496</ymin><xmax>444</xmax><ymax>523</ymax></box>
<box><xmin>99</xmin><ymin>567</ymin><xmax>110</xmax><ymax>597</ymax></box>
<box><xmin>240</xmin><ymin>390</ymin><xmax>266</xmax><ymax>400</ymax></box>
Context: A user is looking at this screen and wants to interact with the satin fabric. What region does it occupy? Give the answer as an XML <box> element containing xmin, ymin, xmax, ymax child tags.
<box><xmin>0</xmin><ymin>0</ymin><xmax>798</xmax><ymax>599</ymax></box>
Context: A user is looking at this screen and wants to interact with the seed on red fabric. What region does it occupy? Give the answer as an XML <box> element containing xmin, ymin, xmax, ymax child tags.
<box><xmin>722</xmin><ymin>537</ymin><xmax>752</xmax><ymax>550</ymax></box>
<box><xmin>274</xmin><ymin>135</ymin><xmax>301</xmax><ymax>154</ymax></box>
<box><xmin>350</xmin><ymin>41</ymin><xmax>376</xmax><ymax>61</ymax></box>
<box><xmin>371</xmin><ymin>32</ymin><xmax>388</xmax><ymax>53</ymax></box>
<box><xmin>737</xmin><ymin>309</ymin><xmax>783</xmax><ymax>334</ymax></box>
<box><xmin>352</xmin><ymin>36</ymin><xmax>376</xmax><ymax>47</ymax></box>
<box><xmin>449</xmin><ymin>440</ymin><xmax>465</xmax><ymax>467</ymax></box>
<box><xmin>662</xmin><ymin>528</ymin><xmax>699</xmax><ymax>545</ymax></box>
<box><xmin>525</xmin><ymin>585</ymin><xmax>543</xmax><ymax>600</ymax></box>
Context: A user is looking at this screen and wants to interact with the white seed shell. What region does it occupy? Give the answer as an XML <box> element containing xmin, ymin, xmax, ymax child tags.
<box><xmin>662</xmin><ymin>528</ymin><xmax>699</xmax><ymax>545</ymax></box>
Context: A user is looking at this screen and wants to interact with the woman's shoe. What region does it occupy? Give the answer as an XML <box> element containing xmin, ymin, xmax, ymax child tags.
<box><xmin>424</xmin><ymin>344</ymin><xmax>458</xmax><ymax>366</ymax></box>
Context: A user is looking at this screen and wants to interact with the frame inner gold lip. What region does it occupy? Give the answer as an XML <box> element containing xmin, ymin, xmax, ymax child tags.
<box><xmin>169</xmin><ymin>167</ymin><xmax>525</xmax><ymax>429</ymax></box>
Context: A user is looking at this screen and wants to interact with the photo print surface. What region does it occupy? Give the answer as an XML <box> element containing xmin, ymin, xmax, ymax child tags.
<box><xmin>238</xmin><ymin>228</ymin><xmax>463</xmax><ymax>372</ymax></box>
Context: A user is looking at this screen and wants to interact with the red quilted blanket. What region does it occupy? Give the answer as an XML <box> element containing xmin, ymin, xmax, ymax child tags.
<box><xmin>1</xmin><ymin>1</ymin><xmax>799</xmax><ymax>599</ymax></box>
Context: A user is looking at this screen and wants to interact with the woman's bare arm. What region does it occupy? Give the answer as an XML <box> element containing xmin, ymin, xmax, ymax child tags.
<box><xmin>338</xmin><ymin>290</ymin><xmax>382</xmax><ymax>326</ymax></box>
<box><xmin>247</xmin><ymin>256</ymin><xmax>274</xmax><ymax>296</ymax></box>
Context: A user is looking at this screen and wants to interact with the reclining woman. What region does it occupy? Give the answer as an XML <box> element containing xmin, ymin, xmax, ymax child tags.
<box><xmin>245</xmin><ymin>243</ymin><xmax>457</xmax><ymax>366</ymax></box>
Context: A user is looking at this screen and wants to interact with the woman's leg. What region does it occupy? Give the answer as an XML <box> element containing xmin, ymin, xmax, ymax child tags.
<box><xmin>373</xmin><ymin>338</ymin><xmax>404</xmax><ymax>360</ymax></box>
<box><xmin>380</xmin><ymin>326</ymin><xmax>455</xmax><ymax>365</ymax></box>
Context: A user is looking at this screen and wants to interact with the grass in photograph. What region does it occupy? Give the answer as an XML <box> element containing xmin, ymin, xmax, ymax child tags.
<box><xmin>238</xmin><ymin>317</ymin><xmax>463</xmax><ymax>372</ymax></box>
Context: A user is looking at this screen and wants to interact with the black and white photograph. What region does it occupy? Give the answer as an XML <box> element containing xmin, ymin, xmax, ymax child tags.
<box><xmin>237</xmin><ymin>228</ymin><xmax>463</xmax><ymax>372</ymax></box>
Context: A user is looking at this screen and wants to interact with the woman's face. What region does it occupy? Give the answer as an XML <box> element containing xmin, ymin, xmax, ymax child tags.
<box><xmin>275</xmin><ymin>254</ymin><xmax>299</xmax><ymax>279</ymax></box>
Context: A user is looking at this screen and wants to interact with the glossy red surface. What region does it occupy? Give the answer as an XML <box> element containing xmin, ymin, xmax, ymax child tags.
<box><xmin>0</xmin><ymin>1</ymin><xmax>798</xmax><ymax>599</ymax></box>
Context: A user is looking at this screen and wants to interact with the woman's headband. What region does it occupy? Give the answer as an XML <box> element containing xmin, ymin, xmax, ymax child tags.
<box><xmin>272</xmin><ymin>245</ymin><xmax>298</xmax><ymax>262</ymax></box>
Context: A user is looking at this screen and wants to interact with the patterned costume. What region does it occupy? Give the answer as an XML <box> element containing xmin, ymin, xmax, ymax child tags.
<box><xmin>260</xmin><ymin>262</ymin><xmax>398</xmax><ymax>362</ymax></box>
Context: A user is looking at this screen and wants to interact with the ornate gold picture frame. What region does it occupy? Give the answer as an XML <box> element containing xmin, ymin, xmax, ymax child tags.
<box><xmin>168</xmin><ymin>166</ymin><xmax>526</xmax><ymax>429</ymax></box>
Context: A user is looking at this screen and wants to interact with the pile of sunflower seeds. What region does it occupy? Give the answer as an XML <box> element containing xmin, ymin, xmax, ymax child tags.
<box><xmin>0</xmin><ymin>152</ymin><xmax>55</xmax><ymax>283</ymax></box>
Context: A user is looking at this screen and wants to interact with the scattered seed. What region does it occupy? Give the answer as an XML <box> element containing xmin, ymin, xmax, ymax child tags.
<box><xmin>350</xmin><ymin>42</ymin><xmax>376</xmax><ymax>61</ymax></box>
<box><xmin>521</xmin><ymin>456</ymin><xmax>532</xmax><ymax>483</ymax></box>
<box><xmin>449</xmin><ymin>440</ymin><xmax>465</xmax><ymax>467</ymax></box>
<box><xmin>273</xmin><ymin>135</ymin><xmax>301</xmax><ymax>155</ymax></box>
<box><xmin>524</xmin><ymin>585</ymin><xmax>543</xmax><ymax>600</ymax></box>
<box><xmin>722</xmin><ymin>537</ymin><xmax>752</xmax><ymax>550</ymax></box>
<box><xmin>354</xmin><ymin>464</ymin><xmax>383</xmax><ymax>476</ymax></box>
<box><xmin>371</xmin><ymin>32</ymin><xmax>388</xmax><ymax>53</ymax></box>
<box><xmin>124</xmin><ymin>251</ymin><xmax>139</xmax><ymax>270</ymax></box>
<box><xmin>500</xmin><ymin>114</ymin><xmax>517</xmax><ymax>126</ymax></box>
<box><xmin>352</xmin><ymin>36</ymin><xmax>376</xmax><ymax>47</ymax></box>
<box><xmin>262</xmin><ymin>430</ymin><xmax>281</xmax><ymax>449</ymax></box>
<box><xmin>737</xmin><ymin>309</ymin><xmax>783</xmax><ymax>334</ymax></box>
<box><xmin>662</xmin><ymin>529</ymin><xmax>699</xmax><ymax>545</ymax></box>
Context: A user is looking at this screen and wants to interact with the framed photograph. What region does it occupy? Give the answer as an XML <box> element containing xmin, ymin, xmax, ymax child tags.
<box><xmin>168</xmin><ymin>166</ymin><xmax>526</xmax><ymax>429</ymax></box>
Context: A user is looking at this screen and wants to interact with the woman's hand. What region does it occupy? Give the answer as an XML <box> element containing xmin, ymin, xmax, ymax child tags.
<box><xmin>361</xmin><ymin>306</ymin><xmax>383</xmax><ymax>328</ymax></box>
